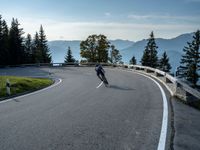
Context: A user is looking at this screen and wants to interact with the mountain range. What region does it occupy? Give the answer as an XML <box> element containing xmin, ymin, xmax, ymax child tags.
<box><xmin>48</xmin><ymin>32</ymin><xmax>194</xmax><ymax>73</ymax></box>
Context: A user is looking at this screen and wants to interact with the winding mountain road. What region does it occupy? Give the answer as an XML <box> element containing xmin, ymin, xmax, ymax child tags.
<box><xmin>0</xmin><ymin>67</ymin><xmax>171</xmax><ymax>150</ymax></box>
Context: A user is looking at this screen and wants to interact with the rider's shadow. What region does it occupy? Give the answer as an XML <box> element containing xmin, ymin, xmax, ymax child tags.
<box><xmin>109</xmin><ymin>85</ymin><xmax>135</xmax><ymax>91</ymax></box>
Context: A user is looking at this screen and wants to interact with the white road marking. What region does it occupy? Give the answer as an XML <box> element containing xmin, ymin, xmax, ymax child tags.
<box><xmin>96</xmin><ymin>81</ymin><xmax>104</xmax><ymax>88</ymax></box>
<box><xmin>0</xmin><ymin>78</ymin><xmax>62</xmax><ymax>104</ymax></box>
<box><xmin>144</xmin><ymin>75</ymin><xmax>168</xmax><ymax>150</ymax></box>
<box><xmin>121</xmin><ymin>70</ymin><xmax>168</xmax><ymax>150</ymax></box>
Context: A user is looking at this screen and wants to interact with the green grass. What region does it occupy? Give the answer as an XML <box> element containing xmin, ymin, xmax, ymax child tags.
<box><xmin>0</xmin><ymin>76</ymin><xmax>53</xmax><ymax>99</ymax></box>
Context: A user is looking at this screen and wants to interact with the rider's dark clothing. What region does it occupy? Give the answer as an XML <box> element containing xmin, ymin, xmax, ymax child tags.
<box><xmin>95</xmin><ymin>64</ymin><xmax>105</xmax><ymax>81</ymax></box>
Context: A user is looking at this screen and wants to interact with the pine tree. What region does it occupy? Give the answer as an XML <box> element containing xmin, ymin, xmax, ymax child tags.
<box><xmin>2</xmin><ymin>20</ymin><xmax>9</xmax><ymax>65</ymax></box>
<box><xmin>32</xmin><ymin>26</ymin><xmax>51</xmax><ymax>63</ymax></box>
<box><xmin>0</xmin><ymin>15</ymin><xmax>9</xmax><ymax>66</ymax></box>
<box><xmin>141</xmin><ymin>49</ymin><xmax>150</xmax><ymax>66</ymax></box>
<box><xmin>130</xmin><ymin>55</ymin><xmax>137</xmax><ymax>65</ymax></box>
<box><xmin>0</xmin><ymin>15</ymin><xmax>4</xmax><ymax>65</ymax></box>
<box><xmin>159</xmin><ymin>51</ymin><xmax>171</xmax><ymax>72</ymax></box>
<box><xmin>110</xmin><ymin>45</ymin><xmax>122</xmax><ymax>64</ymax></box>
<box><xmin>65</xmin><ymin>46</ymin><xmax>75</xmax><ymax>63</ymax></box>
<box><xmin>32</xmin><ymin>32</ymin><xmax>41</xmax><ymax>63</ymax></box>
<box><xmin>179</xmin><ymin>30</ymin><xmax>200</xmax><ymax>87</ymax></box>
<box><xmin>8</xmin><ymin>18</ymin><xmax>25</xmax><ymax>65</ymax></box>
<box><xmin>38</xmin><ymin>25</ymin><xmax>51</xmax><ymax>63</ymax></box>
<box><xmin>24</xmin><ymin>34</ymin><xmax>33</xmax><ymax>63</ymax></box>
<box><xmin>141</xmin><ymin>31</ymin><xmax>158</xmax><ymax>68</ymax></box>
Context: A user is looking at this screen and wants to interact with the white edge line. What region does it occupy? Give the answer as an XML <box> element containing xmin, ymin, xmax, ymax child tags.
<box><xmin>140</xmin><ymin>73</ymin><xmax>168</xmax><ymax>150</ymax></box>
<box><xmin>135</xmin><ymin>70</ymin><xmax>174</xmax><ymax>96</ymax></box>
<box><xmin>96</xmin><ymin>81</ymin><xmax>104</xmax><ymax>88</ymax></box>
<box><xmin>0</xmin><ymin>78</ymin><xmax>62</xmax><ymax>104</ymax></box>
<box><xmin>121</xmin><ymin>69</ymin><xmax>168</xmax><ymax>150</ymax></box>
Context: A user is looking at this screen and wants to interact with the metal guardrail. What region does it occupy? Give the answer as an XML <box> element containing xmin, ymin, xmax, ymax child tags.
<box><xmin>127</xmin><ymin>64</ymin><xmax>200</xmax><ymax>102</ymax></box>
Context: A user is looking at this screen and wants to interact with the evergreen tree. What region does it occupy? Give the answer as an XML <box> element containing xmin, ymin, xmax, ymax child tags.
<box><xmin>141</xmin><ymin>49</ymin><xmax>149</xmax><ymax>66</ymax></box>
<box><xmin>0</xmin><ymin>16</ymin><xmax>51</xmax><ymax>65</ymax></box>
<box><xmin>65</xmin><ymin>46</ymin><xmax>75</xmax><ymax>63</ymax></box>
<box><xmin>32</xmin><ymin>26</ymin><xmax>51</xmax><ymax>63</ymax></box>
<box><xmin>141</xmin><ymin>31</ymin><xmax>158</xmax><ymax>68</ymax></box>
<box><xmin>0</xmin><ymin>15</ymin><xmax>9</xmax><ymax>66</ymax></box>
<box><xmin>0</xmin><ymin>15</ymin><xmax>4</xmax><ymax>65</ymax></box>
<box><xmin>80</xmin><ymin>34</ymin><xmax>110</xmax><ymax>62</ymax></box>
<box><xmin>110</xmin><ymin>45</ymin><xmax>122</xmax><ymax>64</ymax></box>
<box><xmin>130</xmin><ymin>55</ymin><xmax>137</xmax><ymax>65</ymax></box>
<box><xmin>178</xmin><ymin>30</ymin><xmax>200</xmax><ymax>87</ymax></box>
<box><xmin>8</xmin><ymin>18</ymin><xmax>25</xmax><ymax>65</ymax></box>
<box><xmin>32</xmin><ymin>32</ymin><xmax>41</xmax><ymax>63</ymax></box>
<box><xmin>38</xmin><ymin>25</ymin><xmax>51</xmax><ymax>63</ymax></box>
<box><xmin>24</xmin><ymin>34</ymin><xmax>33</xmax><ymax>63</ymax></box>
<box><xmin>159</xmin><ymin>51</ymin><xmax>171</xmax><ymax>72</ymax></box>
<box><xmin>2</xmin><ymin>20</ymin><xmax>9</xmax><ymax>65</ymax></box>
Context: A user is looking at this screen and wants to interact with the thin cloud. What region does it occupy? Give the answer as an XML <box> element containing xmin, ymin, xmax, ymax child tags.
<box><xmin>105</xmin><ymin>12</ymin><xmax>111</xmax><ymax>17</ymax></box>
<box><xmin>127</xmin><ymin>14</ymin><xmax>200</xmax><ymax>22</ymax></box>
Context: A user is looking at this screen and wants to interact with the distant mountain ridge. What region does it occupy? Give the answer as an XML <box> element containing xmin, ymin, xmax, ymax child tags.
<box><xmin>48</xmin><ymin>32</ymin><xmax>194</xmax><ymax>73</ymax></box>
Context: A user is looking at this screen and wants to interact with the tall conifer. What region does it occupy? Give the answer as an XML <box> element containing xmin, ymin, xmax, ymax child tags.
<box><xmin>179</xmin><ymin>30</ymin><xmax>200</xmax><ymax>87</ymax></box>
<box><xmin>38</xmin><ymin>25</ymin><xmax>51</xmax><ymax>63</ymax></box>
<box><xmin>141</xmin><ymin>31</ymin><xmax>158</xmax><ymax>68</ymax></box>
<box><xmin>32</xmin><ymin>32</ymin><xmax>41</xmax><ymax>63</ymax></box>
<box><xmin>0</xmin><ymin>16</ymin><xmax>9</xmax><ymax>65</ymax></box>
<box><xmin>65</xmin><ymin>46</ymin><xmax>75</xmax><ymax>63</ymax></box>
<box><xmin>24</xmin><ymin>34</ymin><xmax>33</xmax><ymax>63</ymax></box>
<box><xmin>8</xmin><ymin>18</ymin><xmax>24</xmax><ymax>65</ymax></box>
<box><xmin>159</xmin><ymin>51</ymin><xmax>171</xmax><ymax>72</ymax></box>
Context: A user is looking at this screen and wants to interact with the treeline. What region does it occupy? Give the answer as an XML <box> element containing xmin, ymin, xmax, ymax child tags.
<box><xmin>0</xmin><ymin>15</ymin><xmax>51</xmax><ymax>66</ymax></box>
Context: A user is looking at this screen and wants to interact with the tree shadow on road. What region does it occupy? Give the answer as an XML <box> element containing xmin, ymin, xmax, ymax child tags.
<box><xmin>108</xmin><ymin>85</ymin><xmax>135</xmax><ymax>91</ymax></box>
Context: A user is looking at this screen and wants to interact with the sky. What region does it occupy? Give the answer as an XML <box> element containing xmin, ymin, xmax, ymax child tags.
<box><xmin>0</xmin><ymin>0</ymin><xmax>200</xmax><ymax>41</ymax></box>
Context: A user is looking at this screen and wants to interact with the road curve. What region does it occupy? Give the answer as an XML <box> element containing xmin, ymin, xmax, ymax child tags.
<box><xmin>0</xmin><ymin>67</ymin><xmax>170</xmax><ymax>150</ymax></box>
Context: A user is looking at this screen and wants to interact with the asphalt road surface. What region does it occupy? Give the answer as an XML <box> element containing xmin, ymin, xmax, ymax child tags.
<box><xmin>0</xmin><ymin>67</ymin><xmax>170</xmax><ymax>150</ymax></box>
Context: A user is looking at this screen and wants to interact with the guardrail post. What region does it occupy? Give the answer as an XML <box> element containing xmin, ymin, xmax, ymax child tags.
<box><xmin>164</xmin><ymin>76</ymin><xmax>171</xmax><ymax>83</ymax></box>
<box><xmin>135</xmin><ymin>66</ymin><xmax>139</xmax><ymax>70</ymax></box>
<box><xmin>174</xmin><ymin>81</ymin><xmax>178</xmax><ymax>94</ymax></box>
<box><xmin>154</xmin><ymin>71</ymin><xmax>159</xmax><ymax>77</ymax></box>
<box><xmin>6</xmin><ymin>79</ymin><xmax>11</xmax><ymax>96</ymax></box>
<box><xmin>174</xmin><ymin>82</ymin><xmax>188</xmax><ymax>102</ymax></box>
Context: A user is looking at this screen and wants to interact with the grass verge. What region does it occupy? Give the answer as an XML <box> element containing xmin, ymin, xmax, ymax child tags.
<box><xmin>0</xmin><ymin>76</ymin><xmax>53</xmax><ymax>99</ymax></box>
